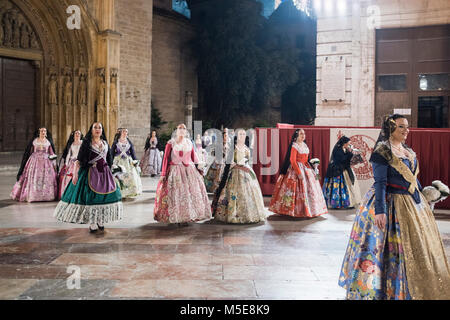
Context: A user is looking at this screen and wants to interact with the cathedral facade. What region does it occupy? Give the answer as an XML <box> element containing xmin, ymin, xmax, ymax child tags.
<box><xmin>0</xmin><ymin>0</ymin><xmax>153</xmax><ymax>152</ymax></box>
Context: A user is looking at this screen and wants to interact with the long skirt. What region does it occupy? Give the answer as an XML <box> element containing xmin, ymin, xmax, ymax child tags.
<box><xmin>322</xmin><ymin>169</ymin><xmax>361</xmax><ymax>209</ymax></box>
<box><xmin>54</xmin><ymin>167</ymin><xmax>123</xmax><ymax>225</ymax></box>
<box><xmin>204</xmin><ymin>162</ymin><xmax>225</xmax><ymax>193</ymax></box>
<box><xmin>213</xmin><ymin>165</ymin><xmax>266</xmax><ymax>224</ymax></box>
<box><xmin>113</xmin><ymin>155</ymin><xmax>143</xmax><ymax>198</ymax></box>
<box><xmin>269</xmin><ymin>163</ymin><xmax>328</xmax><ymax>218</ymax></box>
<box><xmin>338</xmin><ymin>187</ymin><xmax>450</xmax><ymax>300</ymax></box>
<box><xmin>11</xmin><ymin>152</ymin><xmax>57</xmax><ymax>202</ymax></box>
<box><xmin>140</xmin><ymin>148</ymin><xmax>162</xmax><ymax>176</ymax></box>
<box><xmin>58</xmin><ymin>159</ymin><xmax>77</xmax><ymax>200</ymax></box>
<box><xmin>154</xmin><ymin>163</ymin><xmax>211</xmax><ymax>223</ymax></box>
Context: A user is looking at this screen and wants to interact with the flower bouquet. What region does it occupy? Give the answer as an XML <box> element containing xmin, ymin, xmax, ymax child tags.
<box><xmin>422</xmin><ymin>180</ymin><xmax>449</xmax><ymax>211</ymax></box>
<box><xmin>309</xmin><ymin>158</ymin><xmax>320</xmax><ymax>180</ymax></box>
<box><xmin>111</xmin><ymin>164</ymin><xmax>126</xmax><ymax>176</ymax></box>
<box><xmin>350</xmin><ymin>154</ymin><xmax>364</xmax><ymax>165</ymax></box>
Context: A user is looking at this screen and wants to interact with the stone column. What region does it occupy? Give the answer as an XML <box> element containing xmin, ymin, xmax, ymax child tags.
<box><xmin>94</xmin><ymin>0</ymin><xmax>121</xmax><ymax>142</ymax></box>
<box><xmin>185</xmin><ymin>91</ymin><xmax>193</xmax><ymax>136</ymax></box>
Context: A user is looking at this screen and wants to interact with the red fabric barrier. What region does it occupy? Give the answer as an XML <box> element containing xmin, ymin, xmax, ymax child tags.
<box><xmin>255</xmin><ymin>126</ymin><xmax>450</xmax><ymax>209</ymax></box>
<box><xmin>406</xmin><ymin>130</ymin><xmax>450</xmax><ymax>209</ymax></box>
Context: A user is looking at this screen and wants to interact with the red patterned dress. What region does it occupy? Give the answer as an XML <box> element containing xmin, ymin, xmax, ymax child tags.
<box><xmin>269</xmin><ymin>142</ymin><xmax>328</xmax><ymax>218</ymax></box>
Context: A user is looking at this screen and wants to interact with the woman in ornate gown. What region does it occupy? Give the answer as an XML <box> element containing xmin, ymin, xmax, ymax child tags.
<box><xmin>204</xmin><ymin>130</ymin><xmax>229</xmax><ymax>193</ymax></box>
<box><xmin>58</xmin><ymin>130</ymin><xmax>83</xmax><ymax>199</ymax></box>
<box><xmin>154</xmin><ymin>123</ymin><xmax>211</xmax><ymax>225</ymax></box>
<box><xmin>111</xmin><ymin>128</ymin><xmax>143</xmax><ymax>198</ymax></box>
<box><xmin>269</xmin><ymin>129</ymin><xmax>328</xmax><ymax>218</ymax></box>
<box><xmin>140</xmin><ymin>131</ymin><xmax>162</xmax><ymax>177</ymax></box>
<box><xmin>338</xmin><ymin>114</ymin><xmax>450</xmax><ymax>300</ymax></box>
<box><xmin>11</xmin><ymin>127</ymin><xmax>58</xmax><ymax>202</ymax></box>
<box><xmin>212</xmin><ymin>129</ymin><xmax>266</xmax><ymax>224</ymax></box>
<box><xmin>194</xmin><ymin>134</ymin><xmax>208</xmax><ymax>176</ymax></box>
<box><xmin>322</xmin><ymin>136</ymin><xmax>362</xmax><ymax>209</ymax></box>
<box><xmin>54</xmin><ymin>122</ymin><xmax>123</xmax><ymax>233</ymax></box>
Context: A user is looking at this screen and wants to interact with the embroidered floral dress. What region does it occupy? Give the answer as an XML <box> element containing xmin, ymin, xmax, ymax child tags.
<box><xmin>339</xmin><ymin>142</ymin><xmax>450</xmax><ymax>300</ymax></box>
<box><xmin>58</xmin><ymin>143</ymin><xmax>81</xmax><ymax>199</ymax></box>
<box><xmin>204</xmin><ymin>143</ymin><xmax>228</xmax><ymax>193</ymax></box>
<box><xmin>269</xmin><ymin>142</ymin><xmax>328</xmax><ymax>218</ymax></box>
<box><xmin>154</xmin><ymin>138</ymin><xmax>212</xmax><ymax>223</ymax></box>
<box><xmin>113</xmin><ymin>139</ymin><xmax>143</xmax><ymax>198</ymax></box>
<box><xmin>322</xmin><ymin>148</ymin><xmax>362</xmax><ymax>209</ymax></box>
<box><xmin>195</xmin><ymin>141</ymin><xmax>208</xmax><ymax>176</ymax></box>
<box><xmin>212</xmin><ymin>145</ymin><xmax>266</xmax><ymax>224</ymax></box>
<box><xmin>54</xmin><ymin>140</ymin><xmax>123</xmax><ymax>225</ymax></box>
<box><xmin>11</xmin><ymin>139</ymin><xmax>58</xmax><ymax>202</ymax></box>
<box><xmin>140</xmin><ymin>137</ymin><xmax>162</xmax><ymax>176</ymax></box>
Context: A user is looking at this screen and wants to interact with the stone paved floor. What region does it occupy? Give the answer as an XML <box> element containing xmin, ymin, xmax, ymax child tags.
<box><xmin>0</xmin><ymin>172</ymin><xmax>449</xmax><ymax>300</ymax></box>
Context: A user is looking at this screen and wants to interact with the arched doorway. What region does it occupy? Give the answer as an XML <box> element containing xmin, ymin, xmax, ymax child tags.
<box><xmin>0</xmin><ymin>0</ymin><xmax>98</xmax><ymax>151</ymax></box>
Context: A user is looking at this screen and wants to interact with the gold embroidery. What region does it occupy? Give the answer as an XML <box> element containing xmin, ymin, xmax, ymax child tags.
<box><xmin>393</xmin><ymin>193</ymin><xmax>450</xmax><ymax>299</ymax></box>
<box><xmin>389</xmin><ymin>155</ymin><xmax>419</xmax><ymax>194</ymax></box>
<box><xmin>374</xmin><ymin>143</ymin><xmax>419</xmax><ymax>194</ymax></box>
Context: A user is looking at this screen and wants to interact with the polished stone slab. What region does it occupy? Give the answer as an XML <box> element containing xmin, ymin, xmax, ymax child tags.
<box><xmin>0</xmin><ymin>173</ymin><xmax>449</xmax><ymax>300</ymax></box>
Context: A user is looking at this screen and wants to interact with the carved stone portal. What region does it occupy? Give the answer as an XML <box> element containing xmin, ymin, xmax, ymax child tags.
<box><xmin>0</xmin><ymin>5</ymin><xmax>39</xmax><ymax>49</ymax></box>
<box><xmin>96</xmin><ymin>68</ymin><xmax>106</xmax><ymax>125</ymax></box>
<box><xmin>0</xmin><ymin>0</ymin><xmax>120</xmax><ymax>152</ymax></box>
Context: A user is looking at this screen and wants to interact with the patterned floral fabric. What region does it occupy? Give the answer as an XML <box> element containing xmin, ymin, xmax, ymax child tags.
<box><xmin>58</xmin><ymin>143</ymin><xmax>81</xmax><ymax>199</ymax></box>
<box><xmin>154</xmin><ymin>139</ymin><xmax>211</xmax><ymax>223</ymax></box>
<box><xmin>113</xmin><ymin>154</ymin><xmax>143</xmax><ymax>198</ymax></box>
<box><xmin>58</xmin><ymin>159</ymin><xmax>76</xmax><ymax>200</ymax></box>
<box><xmin>140</xmin><ymin>138</ymin><xmax>162</xmax><ymax>176</ymax></box>
<box><xmin>339</xmin><ymin>155</ymin><xmax>450</xmax><ymax>300</ymax></box>
<box><xmin>195</xmin><ymin>143</ymin><xmax>208</xmax><ymax>176</ymax></box>
<box><xmin>213</xmin><ymin>146</ymin><xmax>266</xmax><ymax>224</ymax></box>
<box><xmin>322</xmin><ymin>175</ymin><xmax>351</xmax><ymax>209</ymax></box>
<box><xmin>269</xmin><ymin>164</ymin><xmax>328</xmax><ymax>218</ymax></box>
<box><xmin>204</xmin><ymin>163</ymin><xmax>225</xmax><ymax>193</ymax></box>
<box><xmin>338</xmin><ymin>188</ymin><xmax>411</xmax><ymax>299</ymax></box>
<box><xmin>204</xmin><ymin>144</ymin><xmax>228</xmax><ymax>193</ymax></box>
<box><xmin>11</xmin><ymin>139</ymin><xmax>57</xmax><ymax>202</ymax></box>
<box><xmin>322</xmin><ymin>168</ymin><xmax>361</xmax><ymax>209</ymax></box>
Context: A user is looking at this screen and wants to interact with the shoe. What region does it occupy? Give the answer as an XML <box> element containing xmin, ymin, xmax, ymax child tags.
<box><xmin>97</xmin><ymin>223</ymin><xmax>104</xmax><ymax>231</ymax></box>
<box><xmin>89</xmin><ymin>226</ymin><xmax>98</xmax><ymax>233</ymax></box>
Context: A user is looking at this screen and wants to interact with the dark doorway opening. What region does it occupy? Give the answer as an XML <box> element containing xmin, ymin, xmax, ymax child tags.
<box><xmin>418</xmin><ymin>96</ymin><xmax>449</xmax><ymax>128</ymax></box>
<box><xmin>0</xmin><ymin>56</ymin><xmax>37</xmax><ymax>152</ymax></box>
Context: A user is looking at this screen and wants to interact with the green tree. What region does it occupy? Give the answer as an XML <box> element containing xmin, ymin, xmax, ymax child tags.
<box><xmin>151</xmin><ymin>101</ymin><xmax>167</xmax><ymax>131</ymax></box>
<box><xmin>282</xmin><ymin>51</ymin><xmax>316</xmax><ymax>124</ymax></box>
<box><xmin>192</xmin><ymin>0</ymin><xmax>267</xmax><ymax>128</ymax></box>
<box><xmin>191</xmin><ymin>0</ymin><xmax>313</xmax><ymax>127</ymax></box>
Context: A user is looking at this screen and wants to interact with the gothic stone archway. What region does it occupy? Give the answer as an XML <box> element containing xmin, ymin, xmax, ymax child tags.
<box><xmin>0</xmin><ymin>0</ymin><xmax>120</xmax><ymax>151</ymax></box>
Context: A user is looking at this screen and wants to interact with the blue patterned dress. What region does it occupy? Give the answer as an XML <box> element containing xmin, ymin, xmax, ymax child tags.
<box><xmin>339</xmin><ymin>143</ymin><xmax>450</xmax><ymax>300</ymax></box>
<box><xmin>323</xmin><ymin>148</ymin><xmax>360</xmax><ymax>209</ymax></box>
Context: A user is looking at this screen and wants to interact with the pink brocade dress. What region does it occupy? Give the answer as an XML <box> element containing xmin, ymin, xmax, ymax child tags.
<box><xmin>154</xmin><ymin>138</ymin><xmax>212</xmax><ymax>223</ymax></box>
<box><xmin>11</xmin><ymin>139</ymin><xmax>58</xmax><ymax>202</ymax></box>
<box><xmin>58</xmin><ymin>143</ymin><xmax>81</xmax><ymax>199</ymax></box>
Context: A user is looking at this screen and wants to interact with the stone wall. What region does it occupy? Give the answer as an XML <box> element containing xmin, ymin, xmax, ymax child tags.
<box><xmin>315</xmin><ymin>0</ymin><xmax>450</xmax><ymax>127</ymax></box>
<box><xmin>115</xmin><ymin>0</ymin><xmax>153</xmax><ymax>151</ymax></box>
<box><xmin>151</xmin><ymin>7</ymin><xmax>197</xmax><ymax>135</ymax></box>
